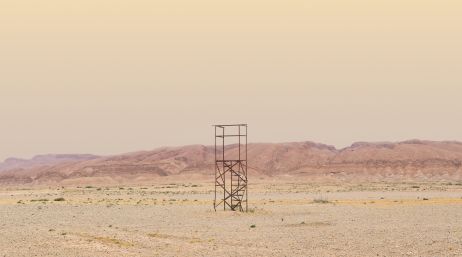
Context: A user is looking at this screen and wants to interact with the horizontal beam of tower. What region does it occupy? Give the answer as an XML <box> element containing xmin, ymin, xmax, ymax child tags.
<box><xmin>213</xmin><ymin>124</ymin><xmax>247</xmax><ymax>128</ymax></box>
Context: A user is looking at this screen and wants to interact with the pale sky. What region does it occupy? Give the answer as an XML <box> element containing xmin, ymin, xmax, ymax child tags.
<box><xmin>1</xmin><ymin>0</ymin><xmax>461</xmax><ymax>161</ymax></box>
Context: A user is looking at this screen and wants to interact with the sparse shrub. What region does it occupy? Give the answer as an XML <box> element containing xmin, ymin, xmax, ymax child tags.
<box><xmin>96</xmin><ymin>188</ymin><xmax>102</xmax><ymax>191</ymax></box>
<box><xmin>54</xmin><ymin>197</ymin><xmax>65</xmax><ymax>202</ymax></box>
<box><xmin>250</xmin><ymin>224</ymin><xmax>256</xmax><ymax>228</ymax></box>
<box><xmin>423</xmin><ymin>198</ymin><xmax>429</xmax><ymax>201</ymax></box>
<box><xmin>313</xmin><ymin>199</ymin><xmax>329</xmax><ymax>204</ymax></box>
<box><xmin>31</xmin><ymin>199</ymin><xmax>49</xmax><ymax>202</ymax></box>
<box><xmin>313</xmin><ymin>196</ymin><xmax>330</xmax><ymax>204</ymax></box>
<box><xmin>85</xmin><ymin>186</ymin><xmax>93</xmax><ymax>189</ymax></box>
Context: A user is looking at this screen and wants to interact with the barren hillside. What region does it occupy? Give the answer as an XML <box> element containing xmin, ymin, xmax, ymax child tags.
<box><xmin>1</xmin><ymin>140</ymin><xmax>462</xmax><ymax>184</ymax></box>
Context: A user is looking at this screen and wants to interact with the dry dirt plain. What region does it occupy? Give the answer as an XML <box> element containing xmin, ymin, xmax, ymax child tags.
<box><xmin>1</xmin><ymin>181</ymin><xmax>462</xmax><ymax>257</ymax></box>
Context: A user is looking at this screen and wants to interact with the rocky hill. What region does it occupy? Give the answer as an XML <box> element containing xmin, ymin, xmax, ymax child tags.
<box><xmin>1</xmin><ymin>140</ymin><xmax>461</xmax><ymax>184</ymax></box>
<box><xmin>0</xmin><ymin>154</ymin><xmax>99</xmax><ymax>172</ymax></box>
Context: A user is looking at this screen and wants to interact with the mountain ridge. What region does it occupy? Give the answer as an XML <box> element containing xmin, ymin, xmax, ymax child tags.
<box><xmin>1</xmin><ymin>140</ymin><xmax>462</xmax><ymax>184</ymax></box>
<box><xmin>0</xmin><ymin>154</ymin><xmax>99</xmax><ymax>173</ymax></box>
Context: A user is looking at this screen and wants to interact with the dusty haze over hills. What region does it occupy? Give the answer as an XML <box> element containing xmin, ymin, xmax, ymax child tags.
<box><xmin>1</xmin><ymin>0</ymin><xmax>462</xmax><ymax>161</ymax></box>
<box><xmin>1</xmin><ymin>140</ymin><xmax>461</xmax><ymax>185</ymax></box>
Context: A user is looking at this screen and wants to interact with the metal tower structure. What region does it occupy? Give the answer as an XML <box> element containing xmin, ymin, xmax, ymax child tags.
<box><xmin>213</xmin><ymin>124</ymin><xmax>248</xmax><ymax>212</ymax></box>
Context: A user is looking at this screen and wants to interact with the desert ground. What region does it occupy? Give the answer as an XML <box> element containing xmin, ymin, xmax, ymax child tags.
<box><xmin>1</xmin><ymin>180</ymin><xmax>462</xmax><ymax>257</ymax></box>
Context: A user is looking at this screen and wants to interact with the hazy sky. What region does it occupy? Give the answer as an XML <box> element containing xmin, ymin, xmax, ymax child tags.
<box><xmin>1</xmin><ymin>0</ymin><xmax>461</xmax><ymax>161</ymax></box>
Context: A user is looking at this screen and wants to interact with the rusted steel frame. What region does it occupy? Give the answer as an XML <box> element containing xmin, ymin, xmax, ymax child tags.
<box><xmin>222</xmin><ymin>126</ymin><xmax>225</xmax><ymax>210</ymax></box>
<box><xmin>213</xmin><ymin>124</ymin><xmax>248</xmax><ymax>212</ymax></box>
<box><xmin>214</xmin><ymin>126</ymin><xmax>217</xmax><ymax>211</ymax></box>
<box><xmin>245</xmin><ymin>125</ymin><xmax>248</xmax><ymax>212</ymax></box>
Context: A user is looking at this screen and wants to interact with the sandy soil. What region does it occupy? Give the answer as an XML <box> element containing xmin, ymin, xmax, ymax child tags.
<box><xmin>1</xmin><ymin>181</ymin><xmax>462</xmax><ymax>256</ymax></box>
